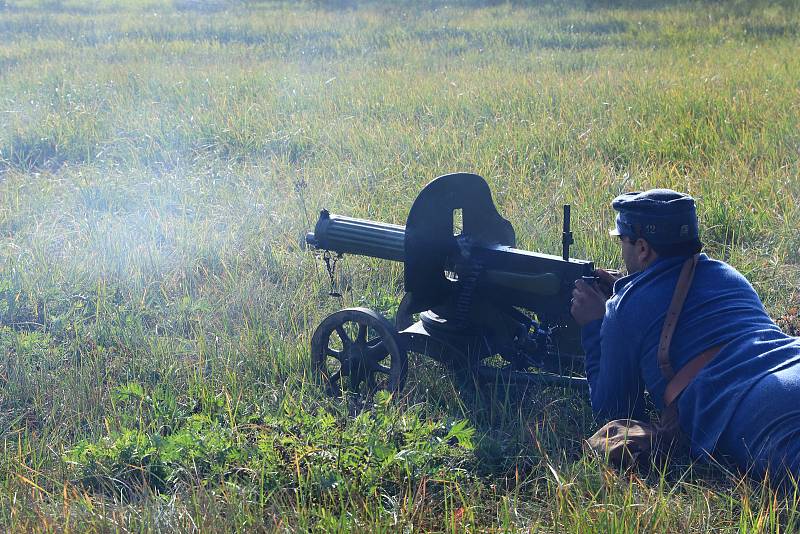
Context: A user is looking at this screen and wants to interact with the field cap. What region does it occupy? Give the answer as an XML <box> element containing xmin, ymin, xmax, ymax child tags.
<box><xmin>609</xmin><ymin>189</ymin><xmax>699</xmax><ymax>245</ymax></box>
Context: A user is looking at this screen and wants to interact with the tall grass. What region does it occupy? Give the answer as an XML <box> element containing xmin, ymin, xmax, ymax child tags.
<box><xmin>1</xmin><ymin>0</ymin><xmax>799</xmax><ymax>531</ymax></box>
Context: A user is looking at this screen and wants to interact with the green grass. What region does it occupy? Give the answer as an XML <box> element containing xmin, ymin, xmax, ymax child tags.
<box><xmin>1</xmin><ymin>0</ymin><xmax>800</xmax><ymax>531</ymax></box>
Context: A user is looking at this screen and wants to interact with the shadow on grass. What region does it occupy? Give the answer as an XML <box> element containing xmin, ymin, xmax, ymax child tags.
<box><xmin>401</xmin><ymin>358</ymin><xmax>754</xmax><ymax>496</ymax></box>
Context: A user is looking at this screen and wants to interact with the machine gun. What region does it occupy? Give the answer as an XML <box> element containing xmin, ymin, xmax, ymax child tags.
<box><xmin>305</xmin><ymin>173</ymin><xmax>595</xmax><ymax>396</ymax></box>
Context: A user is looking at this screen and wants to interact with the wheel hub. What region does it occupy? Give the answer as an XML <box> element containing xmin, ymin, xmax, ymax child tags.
<box><xmin>342</xmin><ymin>345</ymin><xmax>367</xmax><ymax>376</ymax></box>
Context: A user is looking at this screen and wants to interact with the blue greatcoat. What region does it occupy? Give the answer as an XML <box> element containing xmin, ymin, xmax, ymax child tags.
<box><xmin>581</xmin><ymin>253</ymin><xmax>800</xmax><ymax>479</ymax></box>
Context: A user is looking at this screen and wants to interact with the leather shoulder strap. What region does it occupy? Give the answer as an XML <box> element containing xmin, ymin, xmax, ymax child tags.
<box><xmin>657</xmin><ymin>254</ymin><xmax>700</xmax><ymax>380</ymax></box>
<box><xmin>664</xmin><ymin>344</ymin><xmax>721</xmax><ymax>406</ymax></box>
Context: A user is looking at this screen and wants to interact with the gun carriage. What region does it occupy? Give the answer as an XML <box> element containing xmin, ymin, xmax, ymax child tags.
<box><xmin>305</xmin><ymin>173</ymin><xmax>594</xmax><ymax>397</ymax></box>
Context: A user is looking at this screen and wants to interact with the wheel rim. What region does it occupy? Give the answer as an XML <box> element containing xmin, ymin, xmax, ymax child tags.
<box><xmin>311</xmin><ymin>307</ymin><xmax>408</xmax><ymax>396</ymax></box>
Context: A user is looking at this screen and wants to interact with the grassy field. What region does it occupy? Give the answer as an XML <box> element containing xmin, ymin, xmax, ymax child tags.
<box><xmin>1</xmin><ymin>0</ymin><xmax>800</xmax><ymax>531</ymax></box>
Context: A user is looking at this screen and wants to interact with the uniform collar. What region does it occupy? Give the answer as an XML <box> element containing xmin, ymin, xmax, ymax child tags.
<box><xmin>612</xmin><ymin>254</ymin><xmax>705</xmax><ymax>295</ymax></box>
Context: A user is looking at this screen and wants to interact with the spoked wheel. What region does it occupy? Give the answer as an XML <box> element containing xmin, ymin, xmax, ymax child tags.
<box><xmin>311</xmin><ymin>307</ymin><xmax>408</xmax><ymax>397</ymax></box>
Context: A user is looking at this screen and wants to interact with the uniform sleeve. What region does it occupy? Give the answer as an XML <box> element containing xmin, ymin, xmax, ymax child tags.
<box><xmin>581</xmin><ymin>314</ymin><xmax>647</xmax><ymax>421</ymax></box>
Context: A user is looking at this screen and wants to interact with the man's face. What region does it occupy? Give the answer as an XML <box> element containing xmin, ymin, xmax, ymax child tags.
<box><xmin>618</xmin><ymin>235</ymin><xmax>643</xmax><ymax>274</ymax></box>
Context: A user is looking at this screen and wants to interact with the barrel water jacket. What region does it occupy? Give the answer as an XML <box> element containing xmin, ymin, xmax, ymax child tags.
<box><xmin>581</xmin><ymin>253</ymin><xmax>800</xmax><ymax>459</ymax></box>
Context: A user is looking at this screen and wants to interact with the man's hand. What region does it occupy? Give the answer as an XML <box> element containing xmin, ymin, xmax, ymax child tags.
<box><xmin>595</xmin><ymin>268</ymin><xmax>621</xmax><ymax>298</ymax></box>
<box><xmin>571</xmin><ymin>278</ymin><xmax>608</xmax><ymax>326</ymax></box>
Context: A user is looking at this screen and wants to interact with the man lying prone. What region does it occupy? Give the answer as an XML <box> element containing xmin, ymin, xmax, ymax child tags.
<box><xmin>571</xmin><ymin>189</ymin><xmax>800</xmax><ymax>486</ymax></box>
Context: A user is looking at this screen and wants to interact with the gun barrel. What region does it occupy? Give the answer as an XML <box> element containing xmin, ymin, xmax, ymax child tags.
<box><xmin>305</xmin><ymin>210</ymin><xmax>406</xmax><ymax>262</ymax></box>
<box><xmin>305</xmin><ymin>210</ymin><xmax>594</xmax><ymax>303</ymax></box>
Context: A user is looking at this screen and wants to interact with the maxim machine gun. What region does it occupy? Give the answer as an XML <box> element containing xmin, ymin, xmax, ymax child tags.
<box><xmin>305</xmin><ymin>173</ymin><xmax>595</xmax><ymax>396</ymax></box>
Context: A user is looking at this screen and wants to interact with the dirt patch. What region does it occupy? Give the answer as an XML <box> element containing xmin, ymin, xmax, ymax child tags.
<box><xmin>777</xmin><ymin>306</ymin><xmax>800</xmax><ymax>337</ymax></box>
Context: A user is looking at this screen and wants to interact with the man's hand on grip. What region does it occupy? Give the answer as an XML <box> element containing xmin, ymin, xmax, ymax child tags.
<box><xmin>594</xmin><ymin>268</ymin><xmax>621</xmax><ymax>298</ymax></box>
<box><xmin>571</xmin><ymin>278</ymin><xmax>608</xmax><ymax>327</ymax></box>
